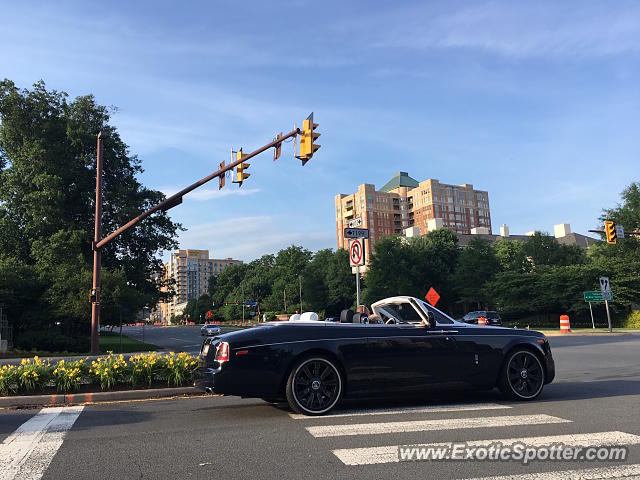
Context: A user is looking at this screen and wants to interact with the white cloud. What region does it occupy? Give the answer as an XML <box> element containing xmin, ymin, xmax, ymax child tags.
<box><xmin>341</xmin><ymin>1</ymin><xmax>640</xmax><ymax>58</ymax></box>
<box><xmin>172</xmin><ymin>216</ymin><xmax>335</xmax><ymax>261</ymax></box>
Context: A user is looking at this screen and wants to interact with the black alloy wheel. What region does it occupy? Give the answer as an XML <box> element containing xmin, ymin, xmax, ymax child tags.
<box><xmin>286</xmin><ymin>357</ymin><xmax>342</xmax><ymax>415</ymax></box>
<box><xmin>500</xmin><ymin>350</ymin><xmax>545</xmax><ymax>400</ymax></box>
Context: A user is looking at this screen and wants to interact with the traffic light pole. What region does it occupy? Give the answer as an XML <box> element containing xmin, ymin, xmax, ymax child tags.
<box><xmin>90</xmin><ymin>126</ymin><xmax>302</xmax><ymax>354</ymax></box>
<box><xmin>90</xmin><ymin>133</ymin><xmax>104</xmax><ymax>355</ymax></box>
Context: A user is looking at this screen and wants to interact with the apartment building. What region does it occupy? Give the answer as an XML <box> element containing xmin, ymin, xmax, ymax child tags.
<box><xmin>335</xmin><ymin>172</ymin><xmax>491</xmax><ymax>260</ymax></box>
<box><xmin>157</xmin><ymin>249</ymin><xmax>241</xmax><ymax>322</ymax></box>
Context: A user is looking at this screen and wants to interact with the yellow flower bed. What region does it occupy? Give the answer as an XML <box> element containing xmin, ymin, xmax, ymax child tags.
<box><xmin>0</xmin><ymin>352</ymin><xmax>201</xmax><ymax>395</ymax></box>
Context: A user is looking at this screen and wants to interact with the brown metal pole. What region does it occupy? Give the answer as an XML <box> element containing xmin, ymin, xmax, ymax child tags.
<box><xmin>91</xmin><ymin>132</ymin><xmax>103</xmax><ymax>355</ymax></box>
<box><xmin>95</xmin><ymin>128</ymin><xmax>299</xmax><ymax>250</ymax></box>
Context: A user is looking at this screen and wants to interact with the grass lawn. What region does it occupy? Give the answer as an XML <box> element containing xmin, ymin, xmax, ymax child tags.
<box><xmin>0</xmin><ymin>331</ymin><xmax>158</xmax><ymax>359</ymax></box>
<box><xmin>98</xmin><ymin>331</ymin><xmax>159</xmax><ymax>353</ymax></box>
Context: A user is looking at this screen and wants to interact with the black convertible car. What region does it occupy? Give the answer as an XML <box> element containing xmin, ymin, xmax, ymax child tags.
<box><xmin>195</xmin><ymin>296</ymin><xmax>555</xmax><ymax>415</ymax></box>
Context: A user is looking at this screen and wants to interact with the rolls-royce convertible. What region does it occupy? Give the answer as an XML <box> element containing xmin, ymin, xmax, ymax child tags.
<box><xmin>195</xmin><ymin>296</ymin><xmax>555</xmax><ymax>415</ymax></box>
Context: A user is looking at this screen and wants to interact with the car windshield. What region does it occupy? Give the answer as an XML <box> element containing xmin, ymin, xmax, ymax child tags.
<box><xmin>487</xmin><ymin>312</ymin><xmax>500</xmax><ymax>320</ymax></box>
<box><xmin>376</xmin><ymin>302</ymin><xmax>423</xmax><ymax>323</ymax></box>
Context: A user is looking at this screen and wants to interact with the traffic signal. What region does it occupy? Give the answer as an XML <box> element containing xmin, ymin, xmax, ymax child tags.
<box><xmin>233</xmin><ymin>149</ymin><xmax>250</xmax><ymax>186</ymax></box>
<box><xmin>219</xmin><ymin>160</ymin><xmax>225</xmax><ymax>190</ymax></box>
<box><xmin>605</xmin><ymin>220</ymin><xmax>617</xmax><ymax>244</ymax></box>
<box><xmin>296</xmin><ymin>112</ymin><xmax>320</xmax><ymax>165</ymax></box>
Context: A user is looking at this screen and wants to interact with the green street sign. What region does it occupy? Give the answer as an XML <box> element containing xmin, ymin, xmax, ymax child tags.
<box><xmin>584</xmin><ymin>291</ymin><xmax>613</xmax><ymax>302</ymax></box>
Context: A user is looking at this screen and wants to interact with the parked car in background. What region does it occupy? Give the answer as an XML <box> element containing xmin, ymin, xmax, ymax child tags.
<box><xmin>461</xmin><ymin>310</ymin><xmax>502</xmax><ymax>326</ymax></box>
<box><xmin>201</xmin><ymin>323</ymin><xmax>221</xmax><ymax>336</ymax></box>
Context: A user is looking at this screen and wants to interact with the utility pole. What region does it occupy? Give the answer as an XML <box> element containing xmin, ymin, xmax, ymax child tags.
<box><xmin>89</xmin><ymin>115</ymin><xmax>319</xmax><ymax>354</ymax></box>
<box><xmin>284</xmin><ymin>287</ymin><xmax>287</xmax><ymax>312</ymax></box>
<box><xmin>242</xmin><ymin>284</ymin><xmax>245</xmax><ymax>324</ymax></box>
<box><xmin>90</xmin><ymin>133</ymin><xmax>103</xmax><ymax>355</ymax></box>
<box><xmin>299</xmin><ymin>275</ymin><xmax>302</xmax><ymax>313</ymax></box>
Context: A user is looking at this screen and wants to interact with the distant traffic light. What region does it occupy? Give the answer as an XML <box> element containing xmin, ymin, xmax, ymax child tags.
<box><xmin>219</xmin><ymin>160</ymin><xmax>225</xmax><ymax>190</ymax></box>
<box><xmin>296</xmin><ymin>113</ymin><xmax>320</xmax><ymax>165</ymax></box>
<box><xmin>605</xmin><ymin>220</ymin><xmax>617</xmax><ymax>244</ymax></box>
<box><xmin>233</xmin><ymin>149</ymin><xmax>250</xmax><ymax>186</ymax></box>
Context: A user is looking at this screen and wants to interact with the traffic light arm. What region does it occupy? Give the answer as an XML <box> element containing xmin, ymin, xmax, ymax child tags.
<box><xmin>95</xmin><ymin>126</ymin><xmax>300</xmax><ymax>250</ymax></box>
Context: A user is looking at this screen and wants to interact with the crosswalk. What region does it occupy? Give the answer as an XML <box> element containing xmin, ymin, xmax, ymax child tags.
<box><xmin>294</xmin><ymin>401</ymin><xmax>640</xmax><ymax>478</ymax></box>
<box><xmin>0</xmin><ymin>406</ymin><xmax>84</xmax><ymax>480</ymax></box>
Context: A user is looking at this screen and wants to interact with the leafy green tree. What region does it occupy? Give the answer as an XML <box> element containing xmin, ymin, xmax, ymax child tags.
<box><xmin>0</xmin><ymin>80</ymin><xmax>180</xmax><ymax>336</ymax></box>
<box><xmin>494</xmin><ymin>240</ymin><xmax>527</xmax><ymax>272</ymax></box>
<box><xmin>453</xmin><ymin>238</ymin><xmax>500</xmax><ymax>309</ymax></box>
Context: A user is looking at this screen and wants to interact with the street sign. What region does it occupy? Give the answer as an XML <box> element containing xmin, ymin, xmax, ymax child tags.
<box><xmin>584</xmin><ymin>291</ymin><xmax>613</xmax><ymax>302</ymax></box>
<box><xmin>348</xmin><ymin>217</ymin><xmax>363</xmax><ymax>228</ymax></box>
<box><xmin>425</xmin><ymin>287</ymin><xmax>440</xmax><ymax>307</ymax></box>
<box><xmin>616</xmin><ymin>225</ymin><xmax>625</xmax><ymax>239</ymax></box>
<box><xmin>344</xmin><ymin>227</ymin><xmax>369</xmax><ymax>239</ymax></box>
<box><xmin>599</xmin><ymin>277</ymin><xmax>612</xmax><ymax>301</ymax></box>
<box><xmin>349</xmin><ymin>239</ymin><xmax>365</xmax><ymax>267</ymax></box>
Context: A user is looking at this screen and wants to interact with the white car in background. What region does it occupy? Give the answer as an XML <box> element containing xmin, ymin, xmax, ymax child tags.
<box><xmin>200</xmin><ymin>323</ymin><xmax>221</xmax><ymax>336</ymax></box>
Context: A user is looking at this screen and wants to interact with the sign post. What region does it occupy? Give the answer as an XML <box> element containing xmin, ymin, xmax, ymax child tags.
<box><xmin>349</xmin><ymin>239</ymin><xmax>365</xmax><ymax>307</ymax></box>
<box><xmin>599</xmin><ymin>277</ymin><xmax>613</xmax><ymax>333</ymax></box>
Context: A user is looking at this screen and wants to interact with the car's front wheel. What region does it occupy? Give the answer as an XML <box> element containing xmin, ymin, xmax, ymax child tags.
<box><xmin>286</xmin><ymin>356</ymin><xmax>343</xmax><ymax>415</ymax></box>
<box><xmin>499</xmin><ymin>349</ymin><xmax>545</xmax><ymax>400</ymax></box>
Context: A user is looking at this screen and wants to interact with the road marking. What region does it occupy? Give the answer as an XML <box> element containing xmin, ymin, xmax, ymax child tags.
<box><xmin>289</xmin><ymin>402</ymin><xmax>511</xmax><ymax>419</ymax></box>
<box><xmin>0</xmin><ymin>406</ymin><xmax>84</xmax><ymax>480</ymax></box>
<box><xmin>332</xmin><ymin>431</ymin><xmax>640</xmax><ymax>466</ymax></box>
<box><xmin>307</xmin><ymin>414</ymin><xmax>569</xmax><ymax>438</ymax></box>
<box><xmin>463</xmin><ymin>463</ymin><xmax>640</xmax><ymax>480</ymax></box>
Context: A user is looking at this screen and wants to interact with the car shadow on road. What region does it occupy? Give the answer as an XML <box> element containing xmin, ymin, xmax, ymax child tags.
<box><xmin>541</xmin><ymin>378</ymin><xmax>640</xmax><ymax>402</ymax></box>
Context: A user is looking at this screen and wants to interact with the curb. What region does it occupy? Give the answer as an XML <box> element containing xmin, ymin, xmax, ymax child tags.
<box><xmin>0</xmin><ymin>386</ymin><xmax>199</xmax><ymax>408</ymax></box>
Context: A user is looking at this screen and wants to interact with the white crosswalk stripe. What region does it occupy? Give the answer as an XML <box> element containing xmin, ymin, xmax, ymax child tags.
<box><xmin>332</xmin><ymin>431</ymin><xmax>640</xmax><ymax>466</ymax></box>
<box><xmin>0</xmin><ymin>406</ymin><xmax>84</xmax><ymax>480</ymax></box>
<box><xmin>306</xmin><ymin>414</ymin><xmax>570</xmax><ymax>438</ymax></box>
<box><xmin>459</xmin><ymin>463</ymin><xmax>640</xmax><ymax>480</ymax></box>
<box><xmin>289</xmin><ymin>402</ymin><xmax>511</xmax><ymax>420</ymax></box>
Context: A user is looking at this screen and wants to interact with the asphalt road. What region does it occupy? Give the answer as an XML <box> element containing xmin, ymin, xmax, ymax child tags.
<box><xmin>120</xmin><ymin>325</ymin><xmax>237</xmax><ymax>354</ymax></box>
<box><xmin>2</xmin><ymin>334</ymin><xmax>640</xmax><ymax>480</ymax></box>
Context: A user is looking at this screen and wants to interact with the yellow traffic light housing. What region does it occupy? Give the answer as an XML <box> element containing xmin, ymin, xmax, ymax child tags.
<box><xmin>296</xmin><ymin>112</ymin><xmax>320</xmax><ymax>165</ymax></box>
<box><xmin>233</xmin><ymin>149</ymin><xmax>250</xmax><ymax>186</ymax></box>
<box><xmin>605</xmin><ymin>220</ymin><xmax>617</xmax><ymax>244</ymax></box>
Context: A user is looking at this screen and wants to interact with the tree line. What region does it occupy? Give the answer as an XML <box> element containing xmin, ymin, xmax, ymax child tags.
<box><xmin>196</xmin><ymin>183</ymin><xmax>640</xmax><ymax>327</ymax></box>
<box><xmin>0</xmin><ymin>80</ymin><xmax>179</xmax><ymax>350</ymax></box>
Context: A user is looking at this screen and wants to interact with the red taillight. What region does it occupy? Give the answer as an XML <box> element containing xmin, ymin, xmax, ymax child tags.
<box><xmin>216</xmin><ymin>342</ymin><xmax>230</xmax><ymax>364</ymax></box>
<box><xmin>235</xmin><ymin>349</ymin><xmax>248</xmax><ymax>356</ymax></box>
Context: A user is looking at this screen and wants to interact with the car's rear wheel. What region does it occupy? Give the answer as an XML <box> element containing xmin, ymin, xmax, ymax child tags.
<box><xmin>499</xmin><ymin>349</ymin><xmax>545</xmax><ymax>400</ymax></box>
<box><xmin>286</xmin><ymin>357</ymin><xmax>342</xmax><ymax>415</ymax></box>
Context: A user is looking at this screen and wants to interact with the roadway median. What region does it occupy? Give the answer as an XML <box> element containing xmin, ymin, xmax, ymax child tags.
<box><xmin>0</xmin><ymin>351</ymin><xmax>206</xmax><ymax>408</ymax></box>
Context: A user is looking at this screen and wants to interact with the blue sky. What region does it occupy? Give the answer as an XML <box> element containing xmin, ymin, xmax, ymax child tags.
<box><xmin>2</xmin><ymin>0</ymin><xmax>639</xmax><ymax>261</ymax></box>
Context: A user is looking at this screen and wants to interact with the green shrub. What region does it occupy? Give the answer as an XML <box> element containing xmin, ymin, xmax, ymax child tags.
<box><xmin>623</xmin><ymin>310</ymin><xmax>640</xmax><ymax>329</ymax></box>
<box><xmin>89</xmin><ymin>353</ymin><xmax>127</xmax><ymax>390</ymax></box>
<box><xmin>15</xmin><ymin>331</ymin><xmax>90</xmax><ymax>353</ymax></box>
<box><xmin>128</xmin><ymin>352</ymin><xmax>161</xmax><ymax>387</ymax></box>
<box><xmin>0</xmin><ymin>365</ymin><xmax>19</xmax><ymax>396</ymax></box>
<box><xmin>162</xmin><ymin>352</ymin><xmax>200</xmax><ymax>387</ymax></box>
<box><xmin>16</xmin><ymin>357</ymin><xmax>52</xmax><ymax>392</ymax></box>
<box><xmin>53</xmin><ymin>359</ymin><xmax>88</xmax><ymax>393</ymax></box>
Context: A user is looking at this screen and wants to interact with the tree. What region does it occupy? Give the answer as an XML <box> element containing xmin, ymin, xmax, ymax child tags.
<box><xmin>453</xmin><ymin>238</ymin><xmax>500</xmax><ymax>309</ymax></box>
<box><xmin>0</xmin><ymin>80</ymin><xmax>180</xmax><ymax>336</ymax></box>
